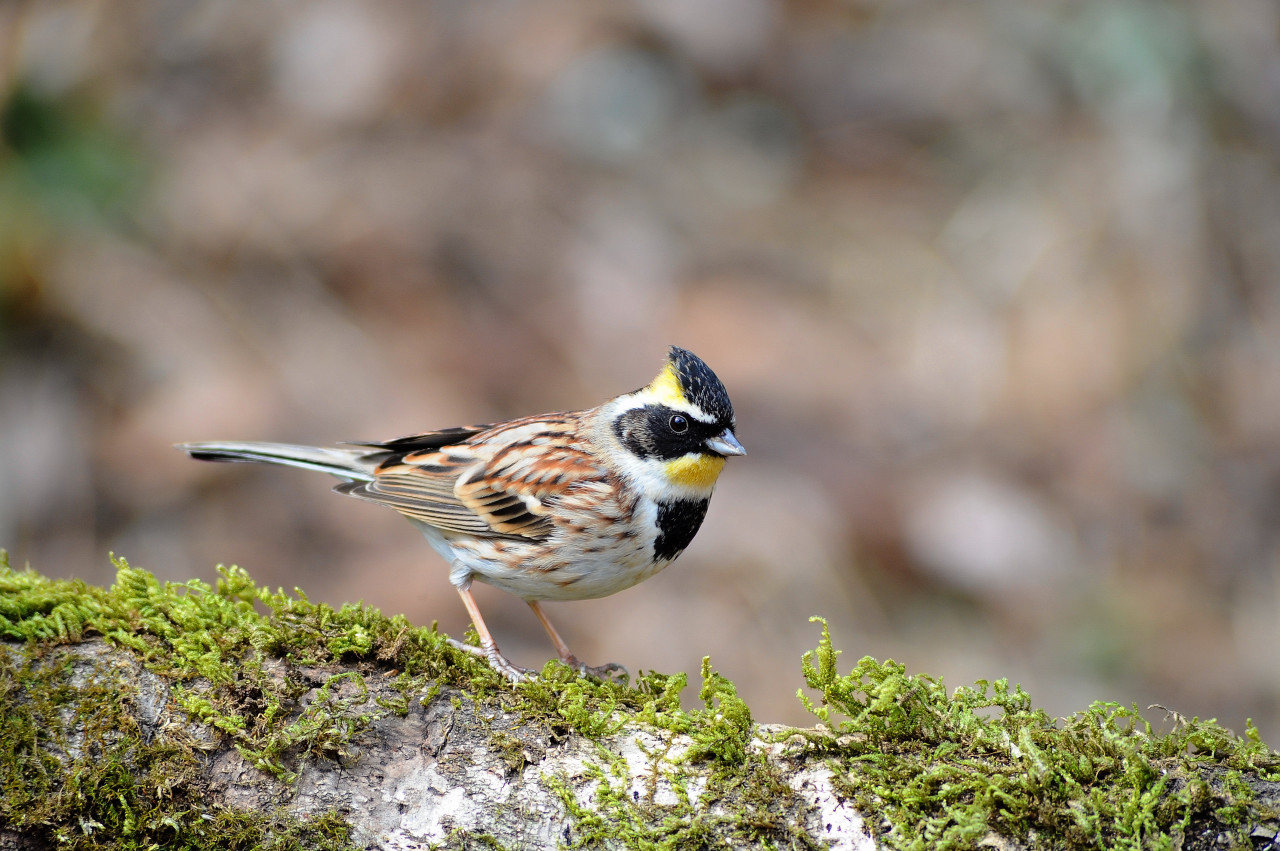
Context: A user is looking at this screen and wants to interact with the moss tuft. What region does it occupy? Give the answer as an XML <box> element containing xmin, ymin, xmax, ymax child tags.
<box><xmin>686</xmin><ymin>656</ymin><xmax>754</xmax><ymax>767</ymax></box>
<box><xmin>797</xmin><ymin>616</ymin><xmax>1280</xmax><ymax>850</ymax></box>
<box><xmin>0</xmin><ymin>637</ymin><xmax>356</xmax><ymax>850</ymax></box>
<box><xmin>546</xmin><ymin>658</ymin><xmax>817</xmax><ymax>850</ymax></box>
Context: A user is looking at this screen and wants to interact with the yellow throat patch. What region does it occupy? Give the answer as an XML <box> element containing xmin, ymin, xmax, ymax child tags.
<box><xmin>663</xmin><ymin>453</ymin><xmax>726</xmax><ymax>490</ymax></box>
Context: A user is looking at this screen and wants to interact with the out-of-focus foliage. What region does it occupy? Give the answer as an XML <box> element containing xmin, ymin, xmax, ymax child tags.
<box><xmin>1</xmin><ymin>1</ymin><xmax>1278</xmax><ymax>739</ymax></box>
<box><xmin>0</xmin><ymin>82</ymin><xmax>145</xmax><ymax>327</ymax></box>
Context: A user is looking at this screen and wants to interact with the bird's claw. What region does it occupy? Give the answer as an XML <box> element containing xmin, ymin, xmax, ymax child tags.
<box><xmin>563</xmin><ymin>655</ymin><xmax>629</xmax><ymax>683</ymax></box>
<box><xmin>447</xmin><ymin>637</ymin><xmax>535</xmax><ymax>683</ymax></box>
<box><xmin>446</xmin><ymin>638</ymin><xmax>627</xmax><ymax>685</ymax></box>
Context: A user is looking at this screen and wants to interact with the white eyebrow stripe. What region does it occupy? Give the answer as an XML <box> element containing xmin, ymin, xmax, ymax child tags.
<box><xmin>609</xmin><ymin>390</ymin><xmax>716</xmax><ymax>423</ymax></box>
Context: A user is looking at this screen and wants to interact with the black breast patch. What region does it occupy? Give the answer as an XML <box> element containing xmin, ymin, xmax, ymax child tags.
<box><xmin>653</xmin><ymin>499</ymin><xmax>711</xmax><ymax>561</ymax></box>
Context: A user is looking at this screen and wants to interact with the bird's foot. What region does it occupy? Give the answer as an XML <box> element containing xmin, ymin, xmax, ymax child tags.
<box><xmin>561</xmin><ymin>655</ymin><xmax>628</xmax><ymax>683</ymax></box>
<box><xmin>447</xmin><ymin>637</ymin><xmax>535</xmax><ymax>683</ymax></box>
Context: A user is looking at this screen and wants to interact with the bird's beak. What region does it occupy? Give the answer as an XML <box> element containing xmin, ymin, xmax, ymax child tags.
<box><xmin>705</xmin><ymin>428</ymin><xmax>746</xmax><ymax>457</ymax></box>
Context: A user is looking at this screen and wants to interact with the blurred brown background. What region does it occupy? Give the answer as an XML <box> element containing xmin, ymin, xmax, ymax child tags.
<box><xmin>2</xmin><ymin>1</ymin><xmax>1279</xmax><ymax>737</ymax></box>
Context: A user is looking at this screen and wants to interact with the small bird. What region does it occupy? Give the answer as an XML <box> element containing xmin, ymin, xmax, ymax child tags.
<box><xmin>178</xmin><ymin>346</ymin><xmax>744</xmax><ymax>682</ymax></box>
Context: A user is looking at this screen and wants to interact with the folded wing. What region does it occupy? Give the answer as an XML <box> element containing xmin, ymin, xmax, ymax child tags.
<box><xmin>335</xmin><ymin>417</ymin><xmax>606</xmax><ymax>540</ymax></box>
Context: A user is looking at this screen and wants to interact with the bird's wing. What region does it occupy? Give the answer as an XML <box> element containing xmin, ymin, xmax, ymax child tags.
<box><xmin>342</xmin><ymin>425</ymin><xmax>495</xmax><ymax>453</ymax></box>
<box><xmin>334</xmin><ymin>415</ymin><xmax>607</xmax><ymax>539</ymax></box>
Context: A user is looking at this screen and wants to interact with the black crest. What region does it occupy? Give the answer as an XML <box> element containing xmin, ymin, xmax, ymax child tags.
<box><xmin>668</xmin><ymin>346</ymin><xmax>735</xmax><ymax>426</ymax></box>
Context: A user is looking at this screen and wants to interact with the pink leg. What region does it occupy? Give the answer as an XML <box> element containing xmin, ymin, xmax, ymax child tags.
<box><xmin>527</xmin><ymin>600</ymin><xmax>627</xmax><ymax>681</ymax></box>
<box><xmin>446</xmin><ymin>586</ymin><xmax>534</xmax><ymax>683</ymax></box>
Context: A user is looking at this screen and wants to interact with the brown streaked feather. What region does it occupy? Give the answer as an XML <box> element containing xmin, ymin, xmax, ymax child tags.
<box><xmin>333</xmin><ymin>412</ymin><xmax>607</xmax><ymax>541</ymax></box>
<box><xmin>335</xmin><ymin>477</ymin><xmax>502</xmax><ymax>536</ymax></box>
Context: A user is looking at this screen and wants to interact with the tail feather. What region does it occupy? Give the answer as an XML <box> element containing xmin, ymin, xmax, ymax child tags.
<box><xmin>176</xmin><ymin>441</ymin><xmax>377</xmax><ymax>481</ymax></box>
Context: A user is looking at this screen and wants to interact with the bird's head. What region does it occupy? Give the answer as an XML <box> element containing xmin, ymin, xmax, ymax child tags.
<box><xmin>605</xmin><ymin>347</ymin><xmax>745</xmax><ymax>498</ymax></box>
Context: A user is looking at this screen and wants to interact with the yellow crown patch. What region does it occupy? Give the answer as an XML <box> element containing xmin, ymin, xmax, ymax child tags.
<box><xmin>646</xmin><ymin>362</ymin><xmax>687</xmax><ymax>407</ymax></box>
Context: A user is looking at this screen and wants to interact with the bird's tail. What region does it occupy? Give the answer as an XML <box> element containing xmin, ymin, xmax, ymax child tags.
<box><xmin>176</xmin><ymin>441</ymin><xmax>377</xmax><ymax>481</ymax></box>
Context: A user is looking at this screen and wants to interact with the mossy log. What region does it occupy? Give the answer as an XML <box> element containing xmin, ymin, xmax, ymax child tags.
<box><xmin>2</xmin><ymin>558</ymin><xmax>1279</xmax><ymax>851</ymax></box>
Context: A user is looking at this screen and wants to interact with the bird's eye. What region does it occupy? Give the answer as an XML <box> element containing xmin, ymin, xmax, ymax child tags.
<box><xmin>669</xmin><ymin>414</ymin><xmax>689</xmax><ymax>433</ymax></box>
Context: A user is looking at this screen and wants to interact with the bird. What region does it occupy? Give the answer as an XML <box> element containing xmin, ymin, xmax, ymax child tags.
<box><xmin>177</xmin><ymin>346</ymin><xmax>745</xmax><ymax>682</ymax></box>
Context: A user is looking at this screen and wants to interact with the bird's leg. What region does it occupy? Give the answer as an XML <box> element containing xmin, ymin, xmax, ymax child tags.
<box><xmin>527</xmin><ymin>600</ymin><xmax>627</xmax><ymax>681</ymax></box>
<box><xmin>447</xmin><ymin>586</ymin><xmax>534</xmax><ymax>683</ymax></box>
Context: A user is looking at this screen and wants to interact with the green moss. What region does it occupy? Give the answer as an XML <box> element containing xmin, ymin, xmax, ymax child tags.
<box><xmin>797</xmin><ymin>617</ymin><xmax>1280</xmax><ymax>850</ymax></box>
<box><xmin>434</xmin><ymin>830</ymin><xmax>515</xmax><ymax>850</ymax></box>
<box><xmin>0</xmin><ymin>553</ymin><xmax>478</xmax><ymax>783</ymax></box>
<box><xmin>5</xmin><ymin>555</ymin><xmax>1276</xmax><ymax>850</ymax></box>
<box><xmin>0</xmin><ymin>552</ymin><xmax>524</xmax><ymax>847</ymax></box>
<box><xmin>0</xmin><ymin>552</ymin><xmax>457</xmax><ymax>848</ymax></box>
<box><xmin>543</xmin><ymin>658</ymin><xmax>819</xmax><ymax>850</ymax></box>
<box><xmin>0</xmin><ymin>640</ymin><xmax>356</xmax><ymax>850</ymax></box>
<box><xmin>545</xmin><ymin>751</ymin><xmax>730</xmax><ymax>851</ymax></box>
<box><xmin>686</xmin><ymin>656</ymin><xmax>754</xmax><ymax>767</ymax></box>
<box><xmin>1</xmin><ymin>554</ymin><xmax>808</xmax><ymax>849</ymax></box>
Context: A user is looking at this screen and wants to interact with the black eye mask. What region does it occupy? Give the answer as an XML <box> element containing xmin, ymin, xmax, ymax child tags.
<box><xmin>612</xmin><ymin>405</ymin><xmax>726</xmax><ymax>461</ymax></box>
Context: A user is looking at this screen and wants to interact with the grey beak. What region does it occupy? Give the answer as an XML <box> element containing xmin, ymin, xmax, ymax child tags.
<box><xmin>705</xmin><ymin>428</ymin><xmax>746</xmax><ymax>457</ymax></box>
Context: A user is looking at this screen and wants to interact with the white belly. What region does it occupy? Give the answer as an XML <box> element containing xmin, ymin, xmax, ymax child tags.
<box><xmin>409</xmin><ymin>517</ymin><xmax>673</xmax><ymax>602</ymax></box>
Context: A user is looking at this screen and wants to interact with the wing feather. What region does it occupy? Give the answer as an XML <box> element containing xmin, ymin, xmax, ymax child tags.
<box><xmin>342</xmin><ymin>425</ymin><xmax>494</xmax><ymax>452</ymax></box>
<box><xmin>333</xmin><ymin>414</ymin><xmax>606</xmax><ymax>540</ymax></box>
